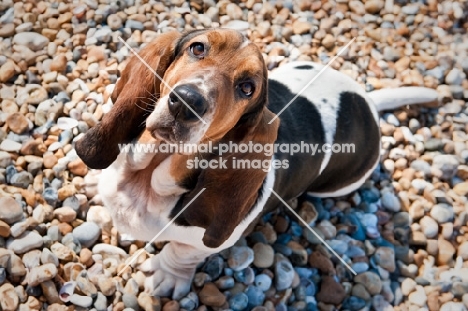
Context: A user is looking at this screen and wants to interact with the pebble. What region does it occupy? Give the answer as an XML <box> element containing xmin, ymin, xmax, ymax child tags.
<box><xmin>342</xmin><ymin>296</ymin><xmax>366</xmax><ymax>311</ymax></box>
<box><xmin>430</xmin><ymin>204</ymin><xmax>454</xmax><ymax>223</ymax></box>
<box><xmin>354</xmin><ymin>272</ymin><xmax>382</xmax><ymax>295</ymax></box>
<box><xmin>420</xmin><ymin>216</ymin><xmax>439</xmax><ymax>238</ymax></box>
<box><xmin>28</xmin><ymin>263</ymin><xmax>58</xmax><ymax>286</ymax></box>
<box><xmin>228</xmin><ymin>246</ymin><xmax>254</xmax><ymax>271</ymax></box>
<box><xmin>7</xmin><ymin>231</ymin><xmax>43</xmax><ymax>254</ymax></box>
<box><xmin>199</xmin><ymin>283</ymin><xmax>226</xmax><ymax>307</ymax></box>
<box><xmin>432</xmin><ymin>154</ymin><xmax>459</xmax><ymax>180</ymax></box>
<box><xmin>229</xmin><ymin>292</ymin><xmax>248</xmax><ymax>311</ymax></box>
<box><xmin>72</xmin><ymin>222</ymin><xmax>101</xmax><ymax>248</ymax></box>
<box><xmin>246</xmin><ymin>285</ymin><xmax>265</xmax><ymax>308</ymax></box>
<box><xmin>0</xmin><ymin>197</ymin><xmax>23</xmax><ymax>224</ymax></box>
<box><xmin>0</xmin><ymin>283</ymin><xmax>19</xmax><ymax>311</ymax></box>
<box><xmin>13</xmin><ymin>32</ymin><xmax>49</xmax><ymax>51</ymax></box>
<box><xmin>53</xmin><ymin>207</ymin><xmax>77</xmax><ymax>223</ymax></box>
<box><xmin>408</xmin><ymin>285</ymin><xmax>427</xmax><ymax>307</ymax></box>
<box><xmin>6</xmin><ymin>113</ymin><xmax>29</xmax><ymax>134</ymax></box>
<box><xmin>0</xmin><ymin>139</ymin><xmax>22</xmax><ymax>152</ymax></box>
<box><xmin>252</xmin><ymin>243</ymin><xmax>274</xmax><ymax>268</ymax></box>
<box><xmin>316</xmin><ymin>276</ymin><xmax>346</xmax><ymax>305</ymax></box>
<box><xmin>254</xmin><ymin>274</ymin><xmax>272</xmax><ymax>292</ymax></box>
<box><xmin>70</xmin><ymin>293</ymin><xmax>93</xmax><ymax>308</ymax></box>
<box><xmin>10</xmin><ymin>171</ymin><xmax>33</xmax><ymax>189</ymax></box>
<box><xmin>275</xmin><ymin>260</ymin><xmax>295</xmax><ymax>291</ymax></box>
<box><xmin>381</xmin><ymin>192</ymin><xmax>401</xmax><ymax>212</ymax></box>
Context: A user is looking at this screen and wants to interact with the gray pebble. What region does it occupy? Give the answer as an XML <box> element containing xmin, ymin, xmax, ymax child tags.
<box><xmin>7</xmin><ymin>230</ymin><xmax>43</xmax><ymax>254</ymax></box>
<box><xmin>122</xmin><ymin>293</ymin><xmax>139</xmax><ymax>310</ymax></box>
<box><xmin>430</xmin><ymin>204</ymin><xmax>454</xmax><ymax>223</ymax></box>
<box><xmin>70</xmin><ymin>294</ymin><xmax>93</xmax><ymax>308</ymax></box>
<box><xmin>73</xmin><ymin>222</ymin><xmax>101</xmax><ymax>248</ymax></box>
<box><xmin>275</xmin><ymin>260</ymin><xmax>295</xmax><ymax>291</ymax></box>
<box><xmin>10</xmin><ymin>171</ymin><xmax>33</xmax><ymax>189</ymax></box>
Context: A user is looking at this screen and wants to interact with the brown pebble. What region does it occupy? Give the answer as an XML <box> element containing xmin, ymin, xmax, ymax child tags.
<box><xmin>43</xmin><ymin>153</ymin><xmax>58</xmax><ymax>169</ymax></box>
<box><xmin>79</xmin><ymin>248</ymin><xmax>94</xmax><ymax>267</ymax></box>
<box><xmin>316</xmin><ymin>275</ymin><xmax>346</xmax><ymax>305</ymax></box>
<box><xmin>0</xmin><ymin>220</ymin><xmax>11</xmax><ymax>237</ymax></box>
<box><xmin>308</xmin><ymin>251</ymin><xmax>335</xmax><ymax>275</ymax></box>
<box><xmin>58</xmin><ymin>222</ymin><xmax>73</xmax><ymax>235</ymax></box>
<box><xmin>162</xmin><ymin>301</ymin><xmax>179</xmax><ymax>311</ymax></box>
<box><xmin>50</xmin><ymin>54</ymin><xmax>67</xmax><ymax>73</ymax></box>
<box><xmin>68</xmin><ymin>158</ymin><xmax>88</xmax><ymax>176</ymax></box>
<box><xmin>6</xmin><ymin>113</ymin><xmax>29</xmax><ymax>134</ymax></box>
<box><xmin>198</xmin><ymin>283</ymin><xmax>226</xmax><ymax>307</ymax></box>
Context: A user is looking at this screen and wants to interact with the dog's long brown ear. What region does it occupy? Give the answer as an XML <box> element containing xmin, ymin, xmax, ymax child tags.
<box><xmin>75</xmin><ymin>31</ymin><xmax>181</xmax><ymax>169</ymax></box>
<box><xmin>175</xmin><ymin>108</ymin><xmax>280</xmax><ymax>248</ymax></box>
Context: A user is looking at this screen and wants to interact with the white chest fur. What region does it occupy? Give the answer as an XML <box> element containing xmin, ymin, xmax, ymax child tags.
<box><xmin>99</xmin><ymin>152</ymin><xmax>277</xmax><ymax>252</ymax></box>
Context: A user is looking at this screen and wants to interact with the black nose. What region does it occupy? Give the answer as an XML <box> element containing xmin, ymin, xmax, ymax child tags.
<box><xmin>168</xmin><ymin>85</ymin><xmax>207</xmax><ymax>122</ymax></box>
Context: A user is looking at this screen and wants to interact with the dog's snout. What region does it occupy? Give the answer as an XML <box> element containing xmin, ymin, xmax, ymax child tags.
<box><xmin>168</xmin><ymin>85</ymin><xmax>207</xmax><ymax>122</ymax></box>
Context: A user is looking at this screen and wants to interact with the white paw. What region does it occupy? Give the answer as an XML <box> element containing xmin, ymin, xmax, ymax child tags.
<box><xmin>140</xmin><ymin>254</ymin><xmax>195</xmax><ymax>300</ymax></box>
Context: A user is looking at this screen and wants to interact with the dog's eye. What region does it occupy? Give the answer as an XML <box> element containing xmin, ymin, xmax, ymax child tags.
<box><xmin>238</xmin><ymin>82</ymin><xmax>255</xmax><ymax>97</ymax></box>
<box><xmin>189</xmin><ymin>42</ymin><xmax>205</xmax><ymax>58</ymax></box>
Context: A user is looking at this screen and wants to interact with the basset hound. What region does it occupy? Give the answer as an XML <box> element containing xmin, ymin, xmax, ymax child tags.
<box><xmin>75</xmin><ymin>29</ymin><xmax>438</xmax><ymax>299</ymax></box>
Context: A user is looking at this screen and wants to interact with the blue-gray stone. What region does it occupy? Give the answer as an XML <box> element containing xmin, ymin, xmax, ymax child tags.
<box><xmin>246</xmin><ymin>285</ymin><xmax>265</xmax><ymax>307</ymax></box>
<box><xmin>5</xmin><ymin>165</ymin><xmax>17</xmax><ymax>183</ymax></box>
<box><xmin>243</xmin><ymin>267</ymin><xmax>255</xmax><ymax>285</ymax></box>
<box><xmin>305</xmin><ymin>281</ymin><xmax>316</xmax><ymax>296</ymax></box>
<box><xmin>63</xmin><ymin>196</ymin><xmax>81</xmax><ymax>212</ymax></box>
<box><xmin>216</xmin><ymin>276</ymin><xmax>235</xmax><ymax>290</ymax></box>
<box><xmin>43</xmin><ymin>187</ymin><xmax>58</xmax><ymax>207</ymax></box>
<box><xmin>273</xmin><ymin>243</ymin><xmax>292</xmax><ymax>256</ymax></box>
<box><xmin>0</xmin><ymin>267</ymin><xmax>6</xmax><ymax>285</ymax></box>
<box><xmin>26</xmin><ymin>285</ymin><xmax>42</xmax><ymax>297</ymax></box>
<box><xmin>228</xmin><ymin>246</ymin><xmax>254</xmax><ymax>271</ymax></box>
<box><xmin>351</xmin><ymin>262</ymin><xmax>369</xmax><ymax>274</ymax></box>
<box><xmin>248</xmin><ymin>231</ymin><xmax>267</xmax><ymax>244</ymax></box>
<box><xmin>202</xmin><ymin>255</ymin><xmax>224</xmax><ymax>279</ymax></box>
<box><xmin>180</xmin><ymin>293</ymin><xmax>198</xmax><ymax>311</ymax></box>
<box><xmin>125</xmin><ymin>20</ymin><xmax>144</xmax><ymax>30</ymax></box>
<box><xmin>294</xmin><ymin>285</ymin><xmax>306</xmax><ymax>301</ymax></box>
<box><xmin>275</xmin><ymin>302</ymin><xmax>287</xmax><ymax>311</ymax></box>
<box><xmin>359</xmin><ymin>188</ymin><xmax>380</xmax><ymax>203</ymax></box>
<box><xmin>254</xmin><ymin>274</ymin><xmax>272</xmax><ymax>292</ymax></box>
<box><xmin>11</xmin><ymin>171</ymin><xmax>33</xmax><ymax>189</ymax></box>
<box><xmin>275</xmin><ymin>260</ymin><xmax>294</xmax><ymax>291</ymax></box>
<box><xmin>276</xmin><ymin>233</ymin><xmax>292</xmax><ymax>245</ymax></box>
<box><xmin>342</xmin><ymin>296</ymin><xmax>366</xmax><ymax>311</ymax></box>
<box><xmin>341</xmin><ymin>214</ymin><xmax>366</xmax><ymax>241</ymax></box>
<box><xmin>73</xmin><ymin>222</ymin><xmax>101</xmax><ymax>248</ymax></box>
<box><xmin>234</xmin><ymin>270</ymin><xmax>246</xmax><ymax>283</ymax></box>
<box><xmin>295</xmin><ymin>267</ymin><xmax>315</xmax><ymax>279</ymax></box>
<box><xmin>47</xmin><ymin>225</ymin><xmax>61</xmax><ymax>241</ymax></box>
<box><xmin>58</xmin><ymin>130</ymin><xmax>73</xmax><ymax>145</ymax></box>
<box><xmin>229</xmin><ymin>293</ymin><xmax>248</xmax><ymax>311</ymax></box>
<box><xmin>290</xmin><ymin>222</ymin><xmax>302</xmax><ymax>236</ymax></box>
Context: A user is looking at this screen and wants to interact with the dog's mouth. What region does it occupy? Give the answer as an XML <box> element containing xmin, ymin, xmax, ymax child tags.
<box><xmin>149</xmin><ymin>121</ymin><xmax>195</xmax><ymax>145</ymax></box>
<box><xmin>150</xmin><ymin>124</ymin><xmax>176</xmax><ymax>143</ymax></box>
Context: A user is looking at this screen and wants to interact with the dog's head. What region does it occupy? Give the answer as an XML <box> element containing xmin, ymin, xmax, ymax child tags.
<box><xmin>75</xmin><ymin>29</ymin><xmax>275</xmax><ymax>169</ymax></box>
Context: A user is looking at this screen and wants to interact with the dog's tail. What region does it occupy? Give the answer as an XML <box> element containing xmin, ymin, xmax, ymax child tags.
<box><xmin>368</xmin><ymin>87</ymin><xmax>439</xmax><ymax>112</ymax></box>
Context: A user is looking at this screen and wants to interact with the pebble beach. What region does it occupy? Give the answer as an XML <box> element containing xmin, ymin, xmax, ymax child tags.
<box><xmin>0</xmin><ymin>0</ymin><xmax>468</xmax><ymax>310</ymax></box>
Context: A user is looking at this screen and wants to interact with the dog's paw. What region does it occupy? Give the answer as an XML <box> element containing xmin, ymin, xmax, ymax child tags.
<box><xmin>140</xmin><ymin>254</ymin><xmax>195</xmax><ymax>300</ymax></box>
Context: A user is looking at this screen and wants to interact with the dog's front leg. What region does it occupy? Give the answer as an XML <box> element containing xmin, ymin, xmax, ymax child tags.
<box><xmin>140</xmin><ymin>241</ymin><xmax>213</xmax><ymax>299</ymax></box>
